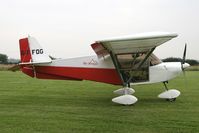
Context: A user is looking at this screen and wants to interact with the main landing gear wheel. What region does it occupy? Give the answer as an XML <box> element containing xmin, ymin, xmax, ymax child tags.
<box><xmin>158</xmin><ymin>82</ymin><xmax>181</xmax><ymax>102</ymax></box>
<box><xmin>112</xmin><ymin>87</ymin><xmax>138</xmax><ymax>105</ymax></box>
<box><xmin>166</xmin><ymin>98</ymin><xmax>176</xmax><ymax>102</ymax></box>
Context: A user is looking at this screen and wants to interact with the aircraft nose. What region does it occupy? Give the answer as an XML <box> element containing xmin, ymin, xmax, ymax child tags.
<box><xmin>182</xmin><ymin>63</ymin><xmax>190</xmax><ymax>69</ymax></box>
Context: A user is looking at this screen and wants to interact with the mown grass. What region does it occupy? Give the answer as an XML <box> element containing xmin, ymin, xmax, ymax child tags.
<box><xmin>0</xmin><ymin>71</ymin><xmax>199</xmax><ymax>133</ymax></box>
<box><xmin>186</xmin><ymin>65</ymin><xmax>199</xmax><ymax>71</ymax></box>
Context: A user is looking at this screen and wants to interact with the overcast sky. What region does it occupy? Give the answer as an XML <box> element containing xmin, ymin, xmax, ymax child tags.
<box><xmin>0</xmin><ymin>0</ymin><xmax>199</xmax><ymax>60</ymax></box>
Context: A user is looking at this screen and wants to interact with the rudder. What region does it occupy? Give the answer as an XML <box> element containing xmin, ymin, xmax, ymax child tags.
<box><xmin>19</xmin><ymin>38</ymin><xmax>32</xmax><ymax>63</ymax></box>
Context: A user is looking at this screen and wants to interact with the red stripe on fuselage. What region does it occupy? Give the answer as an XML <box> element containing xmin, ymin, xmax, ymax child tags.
<box><xmin>35</xmin><ymin>72</ymin><xmax>82</xmax><ymax>81</ymax></box>
<box><xmin>34</xmin><ymin>66</ymin><xmax>122</xmax><ymax>85</ymax></box>
<box><xmin>21</xmin><ymin>66</ymin><xmax>82</xmax><ymax>80</ymax></box>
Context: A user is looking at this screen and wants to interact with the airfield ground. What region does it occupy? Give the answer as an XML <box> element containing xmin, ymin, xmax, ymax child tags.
<box><xmin>0</xmin><ymin>71</ymin><xmax>199</xmax><ymax>133</ymax></box>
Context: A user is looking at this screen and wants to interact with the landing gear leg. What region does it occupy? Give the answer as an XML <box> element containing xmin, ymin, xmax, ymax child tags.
<box><xmin>127</xmin><ymin>83</ymin><xmax>131</xmax><ymax>88</ymax></box>
<box><xmin>163</xmin><ymin>81</ymin><xmax>168</xmax><ymax>91</ymax></box>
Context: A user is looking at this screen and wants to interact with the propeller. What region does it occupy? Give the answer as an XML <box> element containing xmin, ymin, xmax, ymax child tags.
<box><xmin>181</xmin><ymin>43</ymin><xmax>190</xmax><ymax>91</ymax></box>
<box><xmin>181</xmin><ymin>43</ymin><xmax>190</xmax><ymax>71</ymax></box>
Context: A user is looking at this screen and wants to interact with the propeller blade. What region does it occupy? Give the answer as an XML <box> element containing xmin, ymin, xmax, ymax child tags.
<box><xmin>182</xmin><ymin>43</ymin><xmax>187</xmax><ymax>64</ymax></box>
<box><xmin>181</xmin><ymin>44</ymin><xmax>189</xmax><ymax>91</ymax></box>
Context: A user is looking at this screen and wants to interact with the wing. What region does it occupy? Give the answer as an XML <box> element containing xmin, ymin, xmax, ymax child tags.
<box><xmin>91</xmin><ymin>32</ymin><xmax>178</xmax><ymax>57</ymax></box>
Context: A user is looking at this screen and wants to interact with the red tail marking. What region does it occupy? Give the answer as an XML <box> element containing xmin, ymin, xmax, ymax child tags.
<box><xmin>19</xmin><ymin>38</ymin><xmax>32</xmax><ymax>63</ymax></box>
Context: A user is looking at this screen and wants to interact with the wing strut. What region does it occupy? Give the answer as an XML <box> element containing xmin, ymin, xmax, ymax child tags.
<box><xmin>110</xmin><ymin>51</ymin><xmax>126</xmax><ymax>86</ymax></box>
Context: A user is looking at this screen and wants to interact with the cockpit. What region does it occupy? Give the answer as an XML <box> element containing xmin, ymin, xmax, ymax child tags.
<box><xmin>116</xmin><ymin>53</ymin><xmax>161</xmax><ymax>83</ymax></box>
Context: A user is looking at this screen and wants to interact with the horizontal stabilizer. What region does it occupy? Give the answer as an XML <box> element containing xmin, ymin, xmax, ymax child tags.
<box><xmin>19</xmin><ymin>61</ymin><xmax>51</xmax><ymax>65</ymax></box>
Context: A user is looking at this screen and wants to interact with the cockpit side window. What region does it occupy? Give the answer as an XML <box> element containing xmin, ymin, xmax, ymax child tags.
<box><xmin>116</xmin><ymin>52</ymin><xmax>149</xmax><ymax>83</ymax></box>
<box><xmin>117</xmin><ymin>53</ymin><xmax>147</xmax><ymax>69</ymax></box>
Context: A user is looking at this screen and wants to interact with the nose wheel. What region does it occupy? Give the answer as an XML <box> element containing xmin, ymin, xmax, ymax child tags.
<box><xmin>158</xmin><ymin>82</ymin><xmax>181</xmax><ymax>102</ymax></box>
<box><xmin>166</xmin><ymin>98</ymin><xmax>176</xmax><ymax>102</ymax></box>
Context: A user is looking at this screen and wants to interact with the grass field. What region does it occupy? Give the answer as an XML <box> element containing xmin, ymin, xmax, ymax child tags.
<box><xmin>0</xmin><ymin>71</ymin><xmax>199</xmax><ymax>133</ymax></box>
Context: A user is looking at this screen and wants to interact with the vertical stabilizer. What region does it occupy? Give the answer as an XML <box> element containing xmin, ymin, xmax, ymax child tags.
<box><xmin>19</xmin><ymin>36</ymin><xmax>51</xmax><ymax>64</ymax></box>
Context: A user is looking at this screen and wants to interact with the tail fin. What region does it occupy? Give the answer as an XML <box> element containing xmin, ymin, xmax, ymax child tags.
<box><xmin>19</xmin><ymin>36</ymin><xmax>51</xmax><ymax>64</ymax></box>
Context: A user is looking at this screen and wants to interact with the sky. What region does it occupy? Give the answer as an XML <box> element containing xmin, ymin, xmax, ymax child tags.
<box><xmin>0</xmin><ymin>0</ymin><xmax>199</xmax><ymax>60</ymax></box>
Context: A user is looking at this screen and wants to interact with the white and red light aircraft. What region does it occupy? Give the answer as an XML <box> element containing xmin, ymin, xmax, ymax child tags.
<box><xmin>12</xmin><ymin>32</ymin><xmax>190</xmax><ymax>105</ymax></box>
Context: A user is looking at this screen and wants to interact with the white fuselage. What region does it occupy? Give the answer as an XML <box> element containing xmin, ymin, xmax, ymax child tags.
<box><xmin>39</xmin><ymin>55</ymin><xmax>185</xmax><ymax>85</ymax></box>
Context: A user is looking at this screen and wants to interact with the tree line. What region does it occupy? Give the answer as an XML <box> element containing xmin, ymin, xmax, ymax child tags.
<box><xmin>162</xmin><ymin>57</ymin><xmax>199</xmax><ymax>66</ymax></box>
<box><xmin>0</xmin><ymin>53</ymin><xmax>199</xmax><ymax>65</ymax></box>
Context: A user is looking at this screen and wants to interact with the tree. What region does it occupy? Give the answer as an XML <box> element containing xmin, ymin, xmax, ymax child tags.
<box><xmin>162</xmin><ymin>57</ymin><xmax>182</xmax><ymax>62</ymax></box>
<box><xmin>185</xmin><ymin>59</ymin><xmax>199</xmax><ymax>66</ymax></box>
<box><xmin>162</xmin><ymin>57</ymin><xmax>199</xmax><ymax>66</ymax></box>
<box><xmin>0</xmin><ymin>53</ymin><xmax>8</xmax><ymax>64</ymax></box>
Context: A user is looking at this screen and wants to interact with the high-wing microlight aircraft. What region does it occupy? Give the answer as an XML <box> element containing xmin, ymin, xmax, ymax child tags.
<box><xmin>11</xmin><ymin>32</ymin><xmax>190</xmax><ymax>105</ymax></box>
